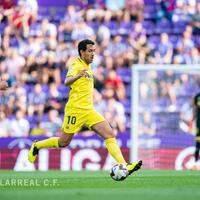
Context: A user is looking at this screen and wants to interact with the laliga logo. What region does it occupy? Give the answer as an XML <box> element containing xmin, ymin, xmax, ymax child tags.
<box><xmin>175</xmin><ymin>147</ymin><xmax>200</xmax><ymax>170</ymax></box>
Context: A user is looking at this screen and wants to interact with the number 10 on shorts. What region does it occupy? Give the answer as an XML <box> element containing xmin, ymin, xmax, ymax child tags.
<box><xmin>67</xmin><ymin>116</ymin><xmax>76</xmax><ymax>124</ymax></box>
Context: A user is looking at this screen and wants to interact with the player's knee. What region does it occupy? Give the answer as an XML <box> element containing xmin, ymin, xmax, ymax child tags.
<box><xmin>105</xmin><ymin>130</ymin><xmax>117</xmax><ymax>139</ymax></box>
<box><xmin>58</xmin><ymin>137</ymin><xmax>71</xmax><ymax>147</ymax></box>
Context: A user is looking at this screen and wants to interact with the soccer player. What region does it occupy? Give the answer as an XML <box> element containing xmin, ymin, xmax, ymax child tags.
<box><xmin>192</xmin><ymin>92</ymin><xmax>200</xmax><ymax>169</ymax></box>
<box><xmin>28</xmin><ymin>39</ymin><xmax>142</xmax><ymax>176</ymax></box>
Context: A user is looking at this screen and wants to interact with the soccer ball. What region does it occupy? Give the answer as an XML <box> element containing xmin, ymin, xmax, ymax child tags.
<box><xmin>110</xmin><ymin>163</ymin><xmax>128</xmax><ymax>181</ymax></box>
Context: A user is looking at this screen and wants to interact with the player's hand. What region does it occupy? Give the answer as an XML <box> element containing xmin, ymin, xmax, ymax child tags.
<box><xmin>77</xmin><ymin>69</ymin><xmax>88</xmax><ymax>78</ymax></box>
<box><xmin>0</xmin><ymin>79</ymin><xmax>8</xmax><ymax>91</ymax></box>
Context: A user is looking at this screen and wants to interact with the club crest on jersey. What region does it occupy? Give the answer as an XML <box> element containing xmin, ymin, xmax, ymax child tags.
<box><xmin>85</xmin><ymin>72</ymin><xmax>93</xmax><ymax>79</ymax></box>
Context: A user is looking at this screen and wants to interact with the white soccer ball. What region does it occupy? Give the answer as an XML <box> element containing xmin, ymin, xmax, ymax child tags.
<box><xmin>110</xmin><ymin>163</ymin><xmax>128</xmax><ymax>181</ymax></box>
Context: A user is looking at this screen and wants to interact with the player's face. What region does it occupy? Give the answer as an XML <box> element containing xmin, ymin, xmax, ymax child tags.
<box><xmin>81</xmin><ymin>44</ymin><xmax>95</xmax><ymax>64</ymax></box>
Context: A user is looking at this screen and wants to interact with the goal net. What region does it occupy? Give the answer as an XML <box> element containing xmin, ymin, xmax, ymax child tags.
<box><xmin>131</xmin><ymin>65</ymin><xmax>200</xmax><ymax>170</ymax></box>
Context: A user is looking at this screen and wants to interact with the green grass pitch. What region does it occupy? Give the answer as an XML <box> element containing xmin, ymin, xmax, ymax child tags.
<box><xmin>0</xmin><ymin>170</ymin><xmax>200</xmax><ymax>200</ymax></box>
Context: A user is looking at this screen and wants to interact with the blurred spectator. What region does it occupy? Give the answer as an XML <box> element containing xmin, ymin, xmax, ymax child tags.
<box><xmin>30</xmin><ymin>121</ymin><xmax>46</xmax><ymax>136</ymax></box>
<box><xmin>179</xmin><ymin>100</ymin><xmax>193</xmax><ymax>132</ymax></box>
<box><xmin>118</xmin><ymin>10</ymin><xmax>132</xmax><ymax>35</ymax></box>
<box><xmin>64</xmin><ymin>5</ymin><xmax>81</xmax><ymax>23</ymax></box>
<box><xmin>0</xmin><ymin>112</ymin><xmax>10</xmax><ymax>137</ymax></box>
<box><xmin>58</xmin><ymin>21</ymin><xmax>73</xmax><ymax>42</ymax></box>
<box><xmin>8</xmin><ymin>2</ymin><xmax>33</xmax><ymax>37</ymax></box>
<box><xmin>40</xmin><ymin>109</ymin><xmax>62</xmax><ymax>136</ymax></box>
<box><xmin>3</xmin><ymin>48</ymin><xmax>25</xmax><ymax>79</ymax></box>
<box><xmin>107</xmin><ymin>35</ymin><xmax>126</xmax><ymax>58</ymax></box>
<box><xmin>190</xmin><ymin>2</ymin><xmax>200</xmax><ymax>34</ymax></box>
<box><xmin>189</xmin><ymin>48</ymin><xmax>200</xmax><ymax>64</ymax></box>
<box><xmin>28</xmin><ymin>84</ymin><xmax>46</xmax><ymax>116</ymax></box>
<box><xmin>15</xmin><ymin>85</ymin><xmax>27</xmax><ymax>112</ymax></box>
<box><xmin>97</xmin><ymin>24</ymin><xmax>111</xmax><ymax>44</ymax></box>
<box><xmin>125</xmin><ymin>0</ymin><xmax>144</xmax><ymax>21</ymax></box>
<box><xmin>19</xmin><ymin>36</ymin><xmax>42</xmax><ymax>56</ymax></box>
<box><xmin>40</xmin><ymin>18</ymin><xmax>57</xmax><ymax>50</ymax></box>
<box><xmin>103</xmin><ymin>55</ymin><xmax>114</xmax><ymax>70</ymax></box>
<box><xmin>71</xmin><ymin>19</ymin><xmax>95</xmax><ymax>41</ymax></box>
<box><xmin>41</xmin><ymin>52</ymin><xmax>61</xmax><ymax>84</ymax></box>
<box><xmin>102</xmin><ymin>87</ymin><xmax>115</xmax><ymax>100</ymax></box>
<box><xmin>172</xmin><ymin>0</ymin><xmax>194</xmax><ymax>22</ymax></box>
<box><xmin>131</xmin><ymin>34</ymin><xmax>151</xmax><ymax>64</ymax></box>
<box><xmin>10</xmin><ymin>110</ymin><xmax>30</xmax><ymax>137</ymax></box>
<box><xmin>178</xmin><ymin>26</ymin><xmax>194</xmax><ymax>54</ymax></box>
<box><xmin>18</xmin><ymin>0</ymin><xmax>38</xmax><ymax>21</ymax></box>
<box><xmin>0</xmin><ymin>0</ymin><xmax>16</xmax><ymax>22</ymax></box>
<box><xmin>94</xmin><ymin>66</ymin><xmax>105</xmax><ymax>92</ymax></box>
<box><xmin>139</xmin><ymin>112</ymin><xmax>156</xmax><ymax>135</ymax></box>
<box><xmin>93</xmin><ymin>89</ymin><xmax>107</xmax><ymax>115</ymax></box>
<box><xmin>104</xmin><ymin>70</ymin><xmax>126</xmax><ymax>100</ymax></box>
<box><xmin>139</xmin><ymin>82</ymin><xmax>152</xmax><ymax>110</ymax></box>
<box><xmin>104</xmin><ymin>97</ymin><xmax>126</xmax><ymax>133</ymax></box>
<box><xmin>41</xmin><ymin>18</ymin><xmax>57</xmax><ymax>38</ymax></box>
<box><xmin>156</xmin><ymin>33</ymin><xmax>173</xmax><ymax>64</ymax></box>
<box><xmin>48</xmin><ymin>83</ymin><xmax>62</xmax><ymax>111</ymax></box>
<box><xmin>130</xmin><ymin>22</ymin><xmax>146</xmax><ymax>41</ymax></box>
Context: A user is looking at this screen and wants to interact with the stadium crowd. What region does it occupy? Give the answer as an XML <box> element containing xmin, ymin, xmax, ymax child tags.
<box><xmin>0</xmin><ymin>0</ymin><xmax>199</xmax><ymax>137</ymax></box>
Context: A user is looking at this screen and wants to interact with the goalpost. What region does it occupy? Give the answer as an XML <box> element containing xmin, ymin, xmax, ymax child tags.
<box><xmin>131</xmin><ymin>64</ymin><xmax>200</xmax><ymax>169</ymax></box>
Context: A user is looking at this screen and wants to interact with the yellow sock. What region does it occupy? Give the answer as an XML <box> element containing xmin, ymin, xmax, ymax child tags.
<box><xmin>105</xmin><ymin>138</ymin><xmax>126</xmax><ymax>164</ymax></box>
<box><xmin>35</xmin><ymin>137</ymin><xmax>59</xmax><ymax>149</ymax></box>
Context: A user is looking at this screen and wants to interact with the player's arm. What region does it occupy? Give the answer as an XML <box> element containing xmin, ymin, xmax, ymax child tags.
<box><xmin>64</xmin><ymin>69</ymin><xmax>87</xmax><ymax>86</ymax></box>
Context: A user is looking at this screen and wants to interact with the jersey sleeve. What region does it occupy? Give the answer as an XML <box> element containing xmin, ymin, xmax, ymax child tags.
<box><xmin>66</xmin><ymin>63</ymin><xmax>78</xmax><ymax>77</ymax></box>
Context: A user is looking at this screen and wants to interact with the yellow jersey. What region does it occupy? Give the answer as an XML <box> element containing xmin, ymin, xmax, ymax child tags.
<box><xmin>66</xmin><ymin>57</ymin><xmax>94</xmax><ymax>110</ymax></box>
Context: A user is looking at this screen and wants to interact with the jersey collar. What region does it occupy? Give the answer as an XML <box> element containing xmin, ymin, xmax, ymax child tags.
<box><xmin>78</xmin><ymin>57</ymin><xmax>90</xmax><ymax>67</ymax></box>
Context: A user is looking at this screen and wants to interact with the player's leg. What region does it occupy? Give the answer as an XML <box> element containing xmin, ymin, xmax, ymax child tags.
<box><xmin>86</xmin><ymin>110</ymin><xmax>142</xmax><ymax>175</ymax></box>
<box><xmin>28</xmin><ymin>133</ymin><xmax>74</xmax><ymax>163</ymax></box>
<box><xmin>91</xmin><ymin>120</ymin><xmax>142</xmax><ymax>175</ymax></box>
<box><xmin>91</xmin><ymin>120</ymin><xmax>126</xmax><ymax>164</ymax></box>
<box><xmin>28</xmin><ymin>108</ymin><xmax>83</xmax><ymax>163</ymax></box>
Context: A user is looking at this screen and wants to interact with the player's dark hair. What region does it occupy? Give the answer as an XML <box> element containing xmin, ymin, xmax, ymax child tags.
<box><xmin>78</xmin><ymin>39</ymin><xmax>95</xmax><ymax>56</ymax></box>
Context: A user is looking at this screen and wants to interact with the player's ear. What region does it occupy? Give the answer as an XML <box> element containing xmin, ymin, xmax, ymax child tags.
<box><xmin>80</xmin><ymin>49</ymin><xmax>85</xmax><ymax>56</ymax></box>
